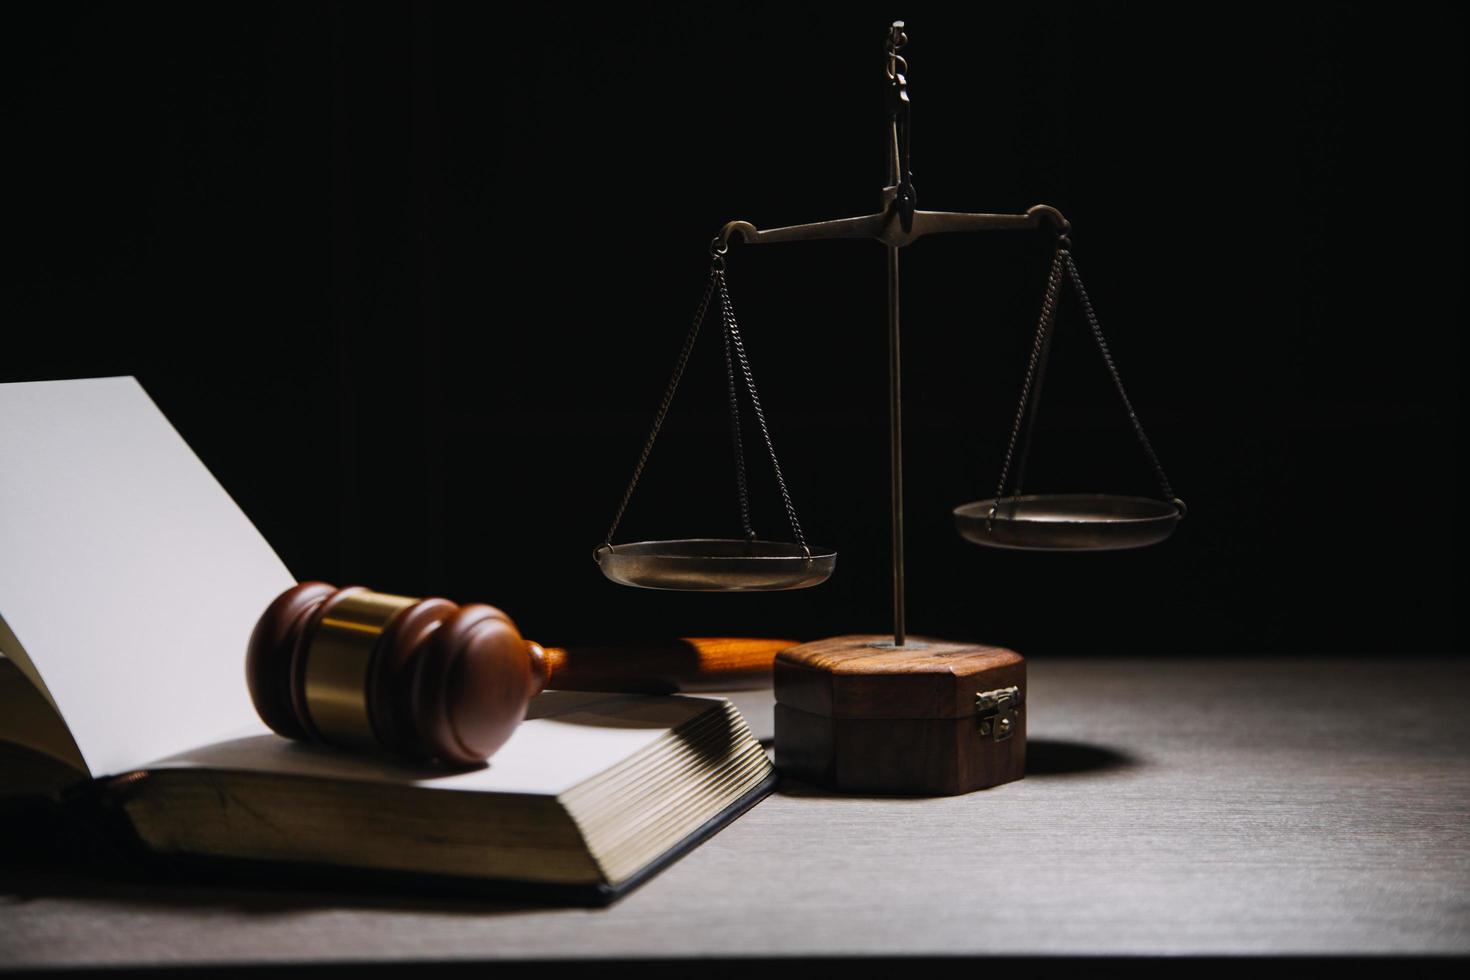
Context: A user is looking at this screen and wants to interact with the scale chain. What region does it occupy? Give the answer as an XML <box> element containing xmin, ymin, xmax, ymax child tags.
<box><xmin>723</xmin><ymin>301</ymin><xmax>758</xmax><ymax>542</ymax></box>
<box><xmin>1063</xmin><ymin>251</ymin><xmax>1178</xmax><ymax>505</ymax></box>
<box><xmin>991</xmin><ymin>247</ymin><xmax>1066</xmax><ymax>521</ymax></box>
<box><xmin>600</xmin><ymin>265</ymin><xmax>719</xmax><ymax>549</ymax></box>
<box><xmin>715</xmin><ymin>269</ymin><xmax>812</xmax><ymax>558</ymax></box>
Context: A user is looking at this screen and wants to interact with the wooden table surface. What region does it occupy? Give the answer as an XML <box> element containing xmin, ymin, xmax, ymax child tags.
<box><xmin>2</xmin><ymin>657</ymin><xmax>1467</xmax><ymax>968</ymax></box>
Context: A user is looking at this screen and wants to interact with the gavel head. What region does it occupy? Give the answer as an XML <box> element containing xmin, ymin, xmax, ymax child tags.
<box><xmin>245</xmin><ymin>583</ymin><xmax>548</xmax><ymax>766</ymax></box>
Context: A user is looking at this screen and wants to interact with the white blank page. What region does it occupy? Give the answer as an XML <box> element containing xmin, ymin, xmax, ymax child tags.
<box><xmin>0</xmin><ymin>377</ymin><xmax>293</xmax><ymax>776</ymax></box>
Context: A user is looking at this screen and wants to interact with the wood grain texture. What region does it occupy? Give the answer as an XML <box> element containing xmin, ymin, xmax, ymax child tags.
<box><xmin>774</xmin><ymin>636</ymin><xmax>1026</xmax><ymax>793</ymax></box>
<box><xmin>773</xmin><ymin>707</ymin><xmax>1027</xmax><ymax>795</ymax></box>
<box><xmin>2</xmin><ymin>657</ymin><xmax>1468</xmax><ymax>966</ymax></box>
<box><xmin>775</xmin><ymin>635</ymin><xmax>1022</xmax><ymax>717</ymax></box>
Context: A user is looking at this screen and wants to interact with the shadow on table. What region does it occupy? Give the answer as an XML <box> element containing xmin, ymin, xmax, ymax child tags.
<box><xmin>1025</xmin><ymin>738</ymin><xmax>1137</xmax><ymax>776</ymax></box>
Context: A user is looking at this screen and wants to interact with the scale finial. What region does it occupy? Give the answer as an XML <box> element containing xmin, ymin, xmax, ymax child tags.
<box><xmin>885</xmin><ymin>22</ymin><xmax>916</xmax><ymax>234</ymax></box>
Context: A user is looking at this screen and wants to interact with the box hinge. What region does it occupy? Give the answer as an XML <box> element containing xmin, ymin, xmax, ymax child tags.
<box><xmin>976</xmin><ymin>686</ymin><xmax>1023</xmax><ymax>741</ymax></box>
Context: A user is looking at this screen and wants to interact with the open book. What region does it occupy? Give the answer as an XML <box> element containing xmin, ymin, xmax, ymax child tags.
<box><xmin>0</xmin><ymin>378</ymin><xmax>774</xmax><ymax>902</ymax></box>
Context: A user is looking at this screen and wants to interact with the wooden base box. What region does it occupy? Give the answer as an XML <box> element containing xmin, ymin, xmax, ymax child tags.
<box><xmin>773</xmin><ymin>635</ymin><xmax>1025</xmax><ymax>796</ymax></box>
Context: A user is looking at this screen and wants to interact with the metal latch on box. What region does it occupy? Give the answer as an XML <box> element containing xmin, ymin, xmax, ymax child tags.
<box><xmin>976</xmin><ymin>686</ymin><xmax>1023</xmax><ymax>741</ymax></box>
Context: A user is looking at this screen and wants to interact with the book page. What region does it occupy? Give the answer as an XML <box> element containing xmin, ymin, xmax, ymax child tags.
<box><xmin>145</xmin><ymin>691</ymin><xmax>721</xmax><ymax>796</ymax></box>
<box><xmin>0</xmin><ymin>378</ymin><xmax>294</xmax><ymax>777</ymax></box>
<box><xmin>0</xmin><ymin>654</ymin><xmax>86</xmax><ymax>772</ymax></box>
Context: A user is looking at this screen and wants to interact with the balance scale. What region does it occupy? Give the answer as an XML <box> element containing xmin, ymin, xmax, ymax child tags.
<box><xmin>592</xmin><ymin>21</ymin><xmax>1185</xmax><ymax>651</ymax></box>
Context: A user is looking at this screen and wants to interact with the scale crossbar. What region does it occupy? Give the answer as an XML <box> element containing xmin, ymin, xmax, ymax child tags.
<box><xmin>717</xmin><ymin>202</ymin><xmax>1068</xmax><ymax>251</ymax></box>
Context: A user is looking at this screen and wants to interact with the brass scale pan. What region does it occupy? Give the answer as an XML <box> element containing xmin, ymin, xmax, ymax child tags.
<box><xmin>595</xmin><ymin>539</ymin><xmax>837</xmax><ymax>592</ymax></box>
<box><xmin>954</xmin><ymin>494</ymin><xmax>1183</xmax><ymax>552</ymax></box>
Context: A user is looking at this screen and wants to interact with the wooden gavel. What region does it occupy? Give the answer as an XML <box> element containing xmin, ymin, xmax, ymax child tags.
<box><xmin>246</xmin><ymin>582</ymin><xmax>789</xmax><ymax>767</ymax></box>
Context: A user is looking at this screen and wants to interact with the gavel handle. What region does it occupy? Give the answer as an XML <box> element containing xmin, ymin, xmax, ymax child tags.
<box><xmin>532</xmin><ymin>637</ymin><xmax>793</xmax><ymax>693</ymax></box>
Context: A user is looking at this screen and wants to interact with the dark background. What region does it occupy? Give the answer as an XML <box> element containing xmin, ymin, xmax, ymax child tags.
<box><xmin>4</xmin><ymin>2</ymin><xmax>1462</xmax><ymax>654</ymax></box>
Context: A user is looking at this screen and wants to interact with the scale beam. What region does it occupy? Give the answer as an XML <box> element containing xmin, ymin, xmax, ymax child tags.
<box><xmin>718</xmin><ymin>202</ymin><xmax>1069</xmax><ymax>251</ymax></box>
